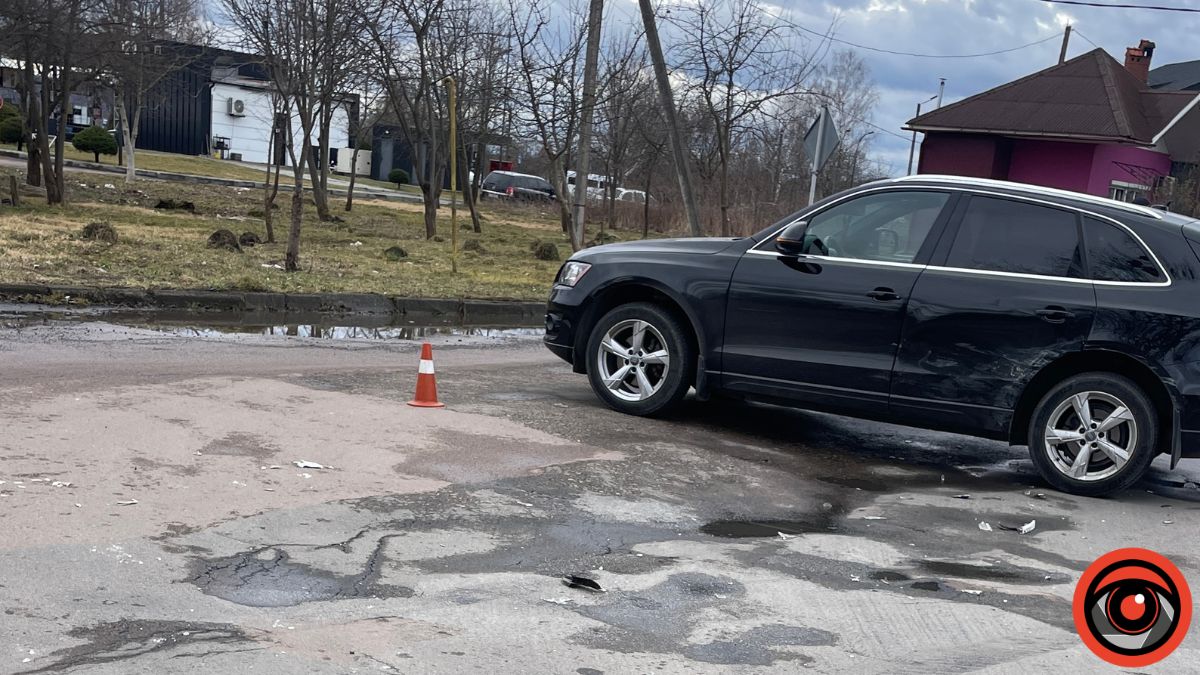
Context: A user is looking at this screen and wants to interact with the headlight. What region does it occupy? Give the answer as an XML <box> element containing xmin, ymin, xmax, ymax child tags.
<box><xmin>557</xmin><ymin>261</ymin><xmax>592</xmax><ymax>287</ymax></box>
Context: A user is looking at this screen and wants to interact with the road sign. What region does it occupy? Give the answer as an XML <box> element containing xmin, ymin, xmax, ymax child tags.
<box><xmin>803</xmin><ymin>106</ymin><xmax>840</xmax><ymax>173</ymax></box>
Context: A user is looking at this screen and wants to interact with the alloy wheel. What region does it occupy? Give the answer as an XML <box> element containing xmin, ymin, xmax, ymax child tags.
<box><xmin>595</xmin><ymin>319</ymin><xmax>671</xmax><ymax>402</ymax></box>
<box><xmin>1043</xmin><ymin>391</ymin><xmax>1138</xmax><ymax>482</ymax></box>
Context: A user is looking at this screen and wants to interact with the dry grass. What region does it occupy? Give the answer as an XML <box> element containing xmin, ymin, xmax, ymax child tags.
<box><xmin>0</xmin><ymin>169</ymin><xmax>651</xmax><ymax>301</ymax></box>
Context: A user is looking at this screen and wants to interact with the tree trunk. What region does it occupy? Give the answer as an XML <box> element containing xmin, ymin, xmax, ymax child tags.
<box><xmin>642</xmin><ymin>168</ymin><xmax>652</xmax><ymax>239</ymax></box>
<box><xmin>639</xmin><ymin>0</ymin><xmax>702</xmax><ymax>237</ymax></box>
<box><xmin>344</xmin><ymin>146</ymin><xmax>360</xmax><ymax>212</ymax></box>
<box><xmin>468</xmin><ymin>141</ymin><xmax>485</xmax><ymax>233</ymax></box>
<box><xmin>718</xmin><ymin>137</ymin><xmax>730</xmax><ymax>237</ymax></box>
<box><xmin>286</xmin><ymin>175</ymin><xmax>304</xmax><ymax>271</ymax></box>
<box><xmin>422</xmin><ymin>190</ymin><xmax>438</xmax><ymax>239</ymax></box>
<box><xmin>20</xmin><ymin>55</ymin><xmax>41</xmax><ymax>187</ymax></box>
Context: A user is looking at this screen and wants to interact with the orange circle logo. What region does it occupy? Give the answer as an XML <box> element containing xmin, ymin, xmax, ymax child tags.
<box><xmin>1073</xmin><ymin>548</ymin><xmax>1191</xmax><ymax>667</ymax></box>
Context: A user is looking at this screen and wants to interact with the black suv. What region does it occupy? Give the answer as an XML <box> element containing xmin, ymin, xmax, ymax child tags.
<box><xmin>544</xmin><ymin>175</ymin><xmax>1200</xmax><ymax>496</ymax></box>
<box><xmin>479</xmin><ymin>171</ymin><xmax>556</xmax><ymax>202</ymax></box>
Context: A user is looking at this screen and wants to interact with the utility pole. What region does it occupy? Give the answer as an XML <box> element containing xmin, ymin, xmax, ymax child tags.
<box><xmin>1059</xmin><ymin>24</ymin><xmax>1072</xmax><ymax>64</ymax></box>
<box><xmin>639</xmin><ymin>0</ymin><xmax>702</xmax><ymax>237</ymax></box>
<box><xmin>572</xmin><ymin>0</ymin><xmax>604</xmax><ymax>251</ymax></box>
<box><xmin>907</xmin><ymin>94</ymin><xmax>938</xmax><ymax>176</ymax></box>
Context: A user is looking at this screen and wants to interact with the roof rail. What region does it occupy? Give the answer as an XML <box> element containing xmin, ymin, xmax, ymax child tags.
<box><xmin>889</xmin><ymin>174</ymin><xmax>1163</xmax><ymax>219</ymax></box>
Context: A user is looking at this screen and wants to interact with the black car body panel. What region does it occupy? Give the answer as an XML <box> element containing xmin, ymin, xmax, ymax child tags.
<box><xmin>545</xmin><ymin>176</ymin><xmax>1200</xmax><ymax>465</ymax></box>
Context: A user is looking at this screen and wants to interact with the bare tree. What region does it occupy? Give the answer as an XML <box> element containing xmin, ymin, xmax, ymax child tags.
<box><xmin>222</xmin><ymin>0</ymin><xmax>354</xmax><ymax>270</ymax></box>
<box><xmin>672</xmin><ymin>0</ymin><xmax>820</xmax><ymax>236</ymax></box>
<box><xmin>361</xmin><ymin>0</ymin><xmax>452</xmax><ymax>239</ymax></box>
<box><xmin>505</xmin><ymin>0</ymin><xmax>586</xmax><ymax>238</ymax></box>
<box><xmin>595</xmin><ymin>33</ymin><xmax>648</xmax><ymax>236</ymax></box>
<box><xmin>0</xmin><ymin>0</ymin><xmax>102</xmax><ymax>204</ymax></box>
<box><xmin>97</xmin><ymin>0</ymin><xmax>209</xmax><ymax>183</ymax></box>
<box><xmin>344</xmin><ymin>90</ymin><xmax>384</xmax><ymax>212</ymax></box>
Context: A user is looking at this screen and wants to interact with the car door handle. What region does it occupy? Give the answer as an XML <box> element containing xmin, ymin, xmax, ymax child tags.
<box><xmin>866</xmin><ymin>288</ymin><xmax>900</xmax><ymax>302</ymax></box>
<box><xmin>1036</xmin><ymin>307</ymin><xmax>1075</xmax><ymax>323</ymax></box>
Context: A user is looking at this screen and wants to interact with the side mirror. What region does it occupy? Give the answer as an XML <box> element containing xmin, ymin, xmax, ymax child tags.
<box><xmin>775</xmin><ymin>221</ymin><xmax>809</xmax><ymax>256</ymax></box>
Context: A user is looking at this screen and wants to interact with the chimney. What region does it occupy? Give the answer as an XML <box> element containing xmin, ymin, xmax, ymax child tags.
<box><xmin>1125</xmin><ymin>39</ymin><xmax>1156</xmax><ymax>85</ymax></box>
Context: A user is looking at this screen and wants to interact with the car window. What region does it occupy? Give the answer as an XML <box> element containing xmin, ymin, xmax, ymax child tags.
<box><xmin>1083</xmin><ymin>217</ymin><xmax>1162</xmax><ymax>283</ymax></box>
<box><xmin>483</xmin><ymin>174</ymin><xmax>511</xmax><ymax>189</ymax></box>
<box><xmin>946</xmin><ymin>196</ymin><xmax>1085</xmax><ymax>278</ymax></box>
<box><xmin>795</xmin><ymin>191</ymin><xmax>950</xmax><ymax>263</ymax></box>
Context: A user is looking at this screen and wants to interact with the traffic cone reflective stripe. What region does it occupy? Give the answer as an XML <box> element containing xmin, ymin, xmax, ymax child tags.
<box><xmin>408</xmin><ymin>342</ymin><xmax>445</xmax><ymax>408</ymax></box>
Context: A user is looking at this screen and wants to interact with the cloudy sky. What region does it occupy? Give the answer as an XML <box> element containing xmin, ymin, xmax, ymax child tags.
<box><xmin>752</xmin><ymin>0</ymin><xmax>1199</xmax><ymax>174</ymax></box>
<box><xmin>602</xmin><ymin>0</ymin><xmax>1195</xmax><ymax>175</ymax></box>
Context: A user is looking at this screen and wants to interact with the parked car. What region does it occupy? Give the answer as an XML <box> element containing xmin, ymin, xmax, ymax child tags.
<box><xmin>479</xmin><ymin>171</ymin><xmax>556</xmax><ymax>202</ymax></box>
<box><xmin>616</xmin><ymin>188</ymin><xmax>654</xmax><ymax>204</ymax></box>
<box><xmin>544</xmin><ymin>175</ymin><xmax>1200</xmax><ymax>496</ymax></box>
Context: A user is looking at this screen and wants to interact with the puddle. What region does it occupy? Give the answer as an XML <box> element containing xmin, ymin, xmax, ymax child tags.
<box><xmin>1</xmin><ymin>306</ymin><xmax>541</xmax><ymax>341</ymax></box>
<box><xmin>135</xmin><ymin>324</ymin><xmax>541</xmax><ymax>340</ymax></box>
<box><xmin>700</xmin><ymin>516</ymin><xmax>837</xmax><ymax>538</ymax></box>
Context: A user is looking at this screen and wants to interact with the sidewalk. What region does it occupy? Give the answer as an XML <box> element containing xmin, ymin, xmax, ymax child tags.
<box><xmin>0</xmin><ymin>148</ymin><xmax>426</xmax><ymax>205</ymax></box>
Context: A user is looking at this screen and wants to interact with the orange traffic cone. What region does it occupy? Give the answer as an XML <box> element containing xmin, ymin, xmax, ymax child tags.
<box><xmin>408</xmin><ymin>342</ymin><xmax>445</xmax><ymax>408</ymax></box>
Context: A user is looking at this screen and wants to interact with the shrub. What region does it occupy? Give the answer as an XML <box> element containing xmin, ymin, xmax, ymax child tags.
<box><xmin>462</xmin><ymin>239</ymin><xmax>486</xmax><ymax>253</ymax></box>
<box><xmin>0</xmin><ymin>116</ymin><xmax>22</xmax><ymax>145</ymax></box>
<box><xmin>206</xmin><ymin>229</ymin><xmax>241</xmax><ymax>252</ymax></box>
<box><xmin>72</xmin><ymin>125</ymin><xmax>117</xmax><ymax>163</ymax></box>
<box><xmin>533</xmin><ymin>242</ymin><xmax>559</xmax><ymax>261</ymax></box>
<box><xmin>384</xmin><ymin>246</ymin><xmax>408</xmax><ymax>261</ymax></box>
<box><xmin>80</xmin><ymin>221</ymin><xmax>117</xmax><ymax>243</ymax></box>
<box><xmin>388</xmin><ymin>168</ymin><xmax>409</xmax><ymax>187</ymax></box>
<box><xmin>239</xmin><ymin>231</ymin><xmax>262</xmax><ymax>247</ymax></box>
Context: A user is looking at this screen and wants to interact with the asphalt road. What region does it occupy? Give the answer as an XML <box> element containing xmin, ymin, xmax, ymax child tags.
<box><xmin>1</xmin><ymin>311</ymin><xmax>1199</xmax><ymax>673</ymax></box>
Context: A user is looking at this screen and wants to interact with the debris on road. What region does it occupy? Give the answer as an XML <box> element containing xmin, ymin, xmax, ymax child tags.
<box><xmin>542</xmin><ymin>597</ymin><xmax>574</xmax><ymax>605</ymax></box>
<box><xmin>961</xmin><ymin>589</ymin><xmax>984</xmax><ymax>596</ymax></box>
<box><xmin>995</xmin><ymin>520</ymin><xmax>1037</xmax><ymax>534</ymax></box>
<box><xmin>777</xmin><ymin>532</ymin><xmax>793</xmax><ymax>540</ymax></box>
<box><xmin>50</xmin><ymin>481</ymin><xmax>72</xmax><ymax>488</ymax></box>
<box><xmin>863</xmin><ymin>516</ymin><xmax>886</xmax><ymax>520</ymax></box>
<box><xmin>562</xmin><ymin>575</ymin><xmax>604</xmax><ymax>593</ymax></box>
<box><xmin>1164</xmin><ymin>520</ymin><xmax>1174</xmax><ymax>525</ymax></box>
<box><xmin>953</xmin><ymin>494</ymin><xmax>971</xmax><ymax>500</ymax></box>
<box><xmin>116</xmin><ymin>499</ymin><xmax>138</xmax><ymax>506</ymax></box>
<box><xmin>293</xmin><ymin>461</ymin><xmax>328</xmax><ymax>470</ymax></box>
<box><xmin>978</xmin><ymin>522</ymin><xmax>993</xmax><ymax>532</ymax></box>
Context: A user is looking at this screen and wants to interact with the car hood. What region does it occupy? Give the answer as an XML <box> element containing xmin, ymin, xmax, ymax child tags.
<box><xmin>574</xmin><ymin>237</ymin><xmax>743</xmax><ymax>259</ymax></box>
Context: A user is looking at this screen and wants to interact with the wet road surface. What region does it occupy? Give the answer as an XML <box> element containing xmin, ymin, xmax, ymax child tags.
<box><xmin>1</xmin><ymin>313</ymin><xmax>1199</xmax><ymax>673</ymax></box>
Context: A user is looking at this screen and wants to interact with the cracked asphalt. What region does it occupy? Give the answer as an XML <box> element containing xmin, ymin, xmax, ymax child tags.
<box><xmin>2</xmin><ymin>310</ymin><xmax>1200</xmax><ymax>673</ymax></box>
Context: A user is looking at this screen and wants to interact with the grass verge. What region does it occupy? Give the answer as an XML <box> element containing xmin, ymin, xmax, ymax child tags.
<box><xmin>0</xmin><ymin>168</ymin><xmax>646</xmax><ymax>301</ymax></box>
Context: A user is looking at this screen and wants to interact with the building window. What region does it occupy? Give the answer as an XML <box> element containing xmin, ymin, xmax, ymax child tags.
<box><xmin>1109</xmin><ymin>180</ymin><xmax>1149</xmax><ymax>203</ymax></box>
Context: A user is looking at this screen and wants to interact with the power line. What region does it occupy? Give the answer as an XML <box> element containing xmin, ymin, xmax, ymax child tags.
<box><xmin>1040</xmin><ymin>0</ymin><xmax>1200</xmax><ymax>12</ymax></box>
<box><xmin>1072</xmin><ymin>28</ymin><xmax>1103</xmax><ymax>50</ymax></box>
<box><xmin>787</xmin><ymin>23</ymin><xmax>1062</xmax><ymax>59</ymax></box>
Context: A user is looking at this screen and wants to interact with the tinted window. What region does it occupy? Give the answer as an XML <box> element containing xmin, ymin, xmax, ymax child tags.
<box><xmin>1084</xmin><ymin>217</ymin><xmax>1162</xmax><ymax>283</ymax></box>
<box><xmin>796</xmin><ymin>190</ymin><xmax>950</xmax><ymax>263</ymax></box>
<box><xmin>482</xmin><ymin>173</ymin><xmax>512</xmax><ymax>189</ymax></box>
<box><xmin>946</xmin><ymin>197</ymin><xmax>1084</xmax><ymax>278</ymax></box>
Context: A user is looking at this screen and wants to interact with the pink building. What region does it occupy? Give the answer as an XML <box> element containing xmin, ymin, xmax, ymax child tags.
<box><xmin>907</xmin><ymin>41</ymin><xmax>1200</xmax><ymax>203</ymax></box>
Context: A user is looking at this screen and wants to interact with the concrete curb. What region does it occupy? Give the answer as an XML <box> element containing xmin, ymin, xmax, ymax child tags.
<box><xmin>0</xmin><ymin>284</ymin><xmax>545</xmax><ymax>323</ymax></box>
<box><xmin>0</xmin><ymin>149</ymin><xmax>423</xmax><ymax>204</ymax></box>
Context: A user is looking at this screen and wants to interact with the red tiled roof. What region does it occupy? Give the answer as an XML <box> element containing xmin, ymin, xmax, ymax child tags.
<box><xmin>907</xmin><ymin>49</ymin><xmax>1196</xmax><ymax>145</ymax></box>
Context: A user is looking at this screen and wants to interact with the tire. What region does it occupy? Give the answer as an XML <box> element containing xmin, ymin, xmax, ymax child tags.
<box><xmin>585</xmin><ymin>302</ymin><xmax>694</xmax><ymax>416</ymax></box>
<box><xmin>1028</xmin><ymin>373</ymin><xmax>1158</xmax><ymax>497</ymax></box>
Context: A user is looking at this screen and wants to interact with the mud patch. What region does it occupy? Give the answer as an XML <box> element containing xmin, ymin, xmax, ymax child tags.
<box><xmin>189</xmin><ymin>542</ymin><xmax>413</xmax><ymax>607</ymax></box>
<box><xmin>18</xmin><ymin>619</ymin><xmax>258</xmax><ymax>674</ymax></box>
<box><xmin>197</xmin><ymin>432</ymin><xmax>280</xmax><ymax>460</ymax></box>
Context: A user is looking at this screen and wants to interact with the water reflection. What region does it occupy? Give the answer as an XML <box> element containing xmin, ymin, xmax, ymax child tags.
<box><xmin>152</xmin><ymin>325</ymin><xmax>542</xmax><ymax>341</ymax></box>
